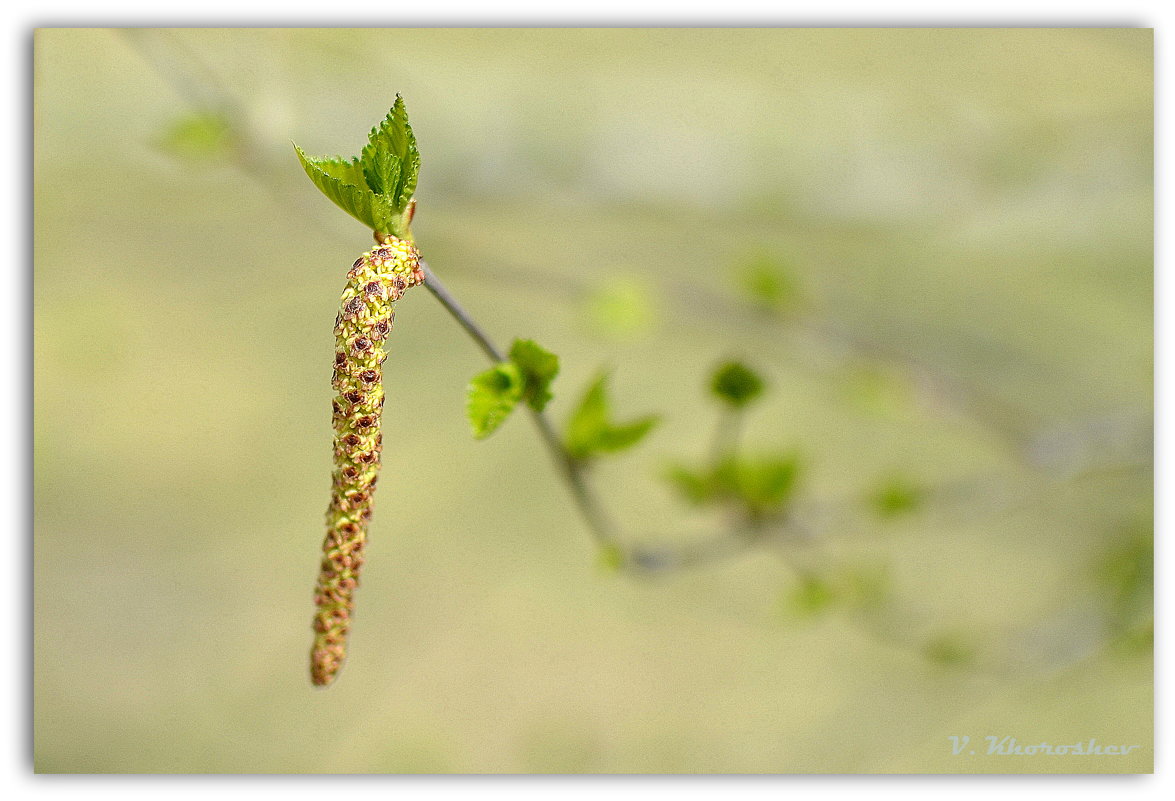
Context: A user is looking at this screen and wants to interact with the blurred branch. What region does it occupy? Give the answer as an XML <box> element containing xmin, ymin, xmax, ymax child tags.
<box><xmin>708</xmin><ymin>406</ymin><xmax>745</xmax><ymax>465</ymax></box>
<box><xmin>123</xmin><ymin>29</ymin><xmax>240</xmax><ymax>117</ymax></box>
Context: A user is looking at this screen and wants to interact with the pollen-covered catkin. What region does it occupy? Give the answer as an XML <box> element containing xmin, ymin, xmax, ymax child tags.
<box><xmin>310</xmin><ymin>236</ymin><xmax>424</xmax><ymax>687</ymax></box>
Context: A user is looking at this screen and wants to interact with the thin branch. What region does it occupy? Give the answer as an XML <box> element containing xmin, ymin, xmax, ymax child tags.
<box><xmin>420</xmin><ymin>260</ymin><xmax>618</xmax><ymax>547</ymax></box>
<box><xmin>419</xmin><ymin>261</ymin><xmax>504</xmax><ymax>362</ymax></box>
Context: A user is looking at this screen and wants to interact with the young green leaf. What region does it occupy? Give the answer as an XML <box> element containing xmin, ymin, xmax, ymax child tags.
<box><xmin>782</xmin><ymin>565</ymin><xmax>887</xmax><ymax>622</ymax></box>
<box><xmin>710</xmin><ymin>361</ymin><xmax>766</xmax><ymax>408</ymax></box>
<box><xmin>293</xmin><ymin>96</ymin><xmax>420</xmax><ymax>238</ymax></box>
<box><xmin>565</xmin><ymin>374</ymin><xmax>608</xmax><ymax>456</ymax></box>
<box><xmin>509</xmin><ymin>339</ymin><xmax>560</xmax><ymax>412</ymax></box>
<box><xmin>732</xmin><ymin>456</ymin><xmax>799</xmax><ymax>514</ymax></box>
<box><xmin>360</xmin><ymin>96</ymin><xmax>420</xmax><ymax>209</ymax></box>
<box><xmin>595</xmin><ymin>417</ymin><xmax>660</xmax><ymax>453</ymax></box>
<box><xmin>664</xmin><ymin>454</ymin><xmax>800</xmax><ymax>519</ymax></box>
<box><xmin>294</xmin><ymin>146</ymin><xmax>400</xmax><ymax>235</ymax></box>
<box><xmin>663</xmin><ymin>464</ymin><xmax>718</xmax><ymax>506</ymax></box>
<box><xmin>465</xmin><ymin>340</ymin><xmax>560</xmax><ymax>441</ymax></box>
<box><xmin>467</xmin><ymin>362</ymin><xmax>525</xmax><ymax>439</ymax></box>
<box><xmin>565</xmin><ymin>373</ymin><xmax>659</xmax><ymax>461</ymax></box>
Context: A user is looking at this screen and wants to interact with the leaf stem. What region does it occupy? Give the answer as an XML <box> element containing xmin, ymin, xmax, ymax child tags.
<box><xmin>709</xmin><ymin>407</ymin><xmax>745</xmax><ymax>466</ymax></box>
<box><xmin>420</xmin><ymin>260</ymin><xmax>618</xmax><ymax>547</ymax></box>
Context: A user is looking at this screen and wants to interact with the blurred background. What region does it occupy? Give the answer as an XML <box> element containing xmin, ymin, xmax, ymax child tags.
<box><xmin>33</xmin><ymin>28</ymin><xmax>1152</xmax><ymax>773</ymax></box>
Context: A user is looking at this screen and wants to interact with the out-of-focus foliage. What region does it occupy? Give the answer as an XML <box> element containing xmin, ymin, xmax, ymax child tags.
<box><xmin>666</xmin><ymin>360</ymin><xmax>795</xmax><ymax>521</ymax></box>
<box><xmin>736</xmin><ymin>252</ymin><xmax>803</xmax><ymax>316</ymax></box>
<box><xmin>782</xmin><ymin>564</ymin><xmax>891</xmax><ymax>621</ymax></box>
<box><xmin>710</xmin><ymin>361</ymin><xmax>766</xmax><ymax>408</ymax></box>
<box><xmin>785</xmin><ymin>573</ymin><xmax>838</xmax><ymax>617</ymax></box>
<box><xmin>923</xmin><ymin>632</ymin><xmax>978</xmax><ymax>668</ymax></box>
<box><xmin>1094</xmin><ymin>518</ymin><xmax>1153</xmax><ymax>649</ymax></box>
<box><xmin>156</xmin><ymin>111</ymin><xmax>236</xmax><ymax>163</ymax></box>
<box><xmin>564</xmin><ymin>372</ymin><xmax>659</xmax><ymax>461</ymax></box>
<box><xmin>869</xmin><ymin>474</ymin><xmax>924</xmax><ymax>519</ymax></box>
<box><xmin>583</xmin><ymin>278</ymin><xmax>657</xmax><ymax>340</ymax></box>
<box><xmin>666</xmin><ymin>454</ymin><xmax>801</xmax><ymax>521</ymax></box>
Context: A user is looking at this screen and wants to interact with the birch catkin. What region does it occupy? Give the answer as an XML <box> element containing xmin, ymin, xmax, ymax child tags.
<box><xmin>311</xmin><ymin>235</ymin><xmax>424</xmax><ymax>686</ymax></box>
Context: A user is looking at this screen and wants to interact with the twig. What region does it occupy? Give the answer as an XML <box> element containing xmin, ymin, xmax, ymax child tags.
<box><xmin>708</xmin><ymin>406</ymin><xmax>745</xmax><ymax>465</ymax></box>
<box><xmin>418</xmin><ymin>261</ymin><xmax>505</xmax><ymax>362</ymax></box>
<box><xmin>420</xmin><ymin>260</ymin><xmax>618</xmax><ymax>547</ymax></box>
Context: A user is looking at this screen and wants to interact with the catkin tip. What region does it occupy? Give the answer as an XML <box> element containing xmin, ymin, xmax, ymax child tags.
<box><xmin>310</xmin><ymin>655</ymin><xmax>340</xmax><ymax>687</ymax></box>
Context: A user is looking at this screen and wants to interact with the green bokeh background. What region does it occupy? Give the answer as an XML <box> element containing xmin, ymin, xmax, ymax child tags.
<box><xmin>33</xmin><ymin>28</ymin><xmax>1152</xmax><ymax>773</ymax></box>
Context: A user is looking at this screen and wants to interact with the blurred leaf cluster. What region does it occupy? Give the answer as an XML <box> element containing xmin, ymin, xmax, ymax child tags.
<box><xmin>666</xmin><ymin>455</ymin><xmax>800</xmax><ymax>523</ymax></box>
<box><xmin>156</xmin><ymin>111</ymin><xmax>237</xmax><ymax>164</ymax></box>
<box><xmin>735</xmin><ymin>252</ymin><xmax>804</xmax><ymax>317</ymax></box>
<box><xmin>868</xmin><ymin>474</ymin><xmax>924</xmax><ymax>519</ymax></box>
<box><xmin>583</xmin><ymin>278</ymin><xmax>657</xmax><ymax>341</ymax></box>
<box><xmin>1094</xmin><ymin>519</ymin><xmax>1153</xmax><ymax>653</ymax></box>
<box><xmin>665</xmin><ymin>361</ymin><xmax>801</xmax><ymax>524</ymax></box>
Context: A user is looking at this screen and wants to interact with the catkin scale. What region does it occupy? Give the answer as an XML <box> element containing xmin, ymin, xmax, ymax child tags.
<box><xmin>310</xmin><ymin>235</ymin><xmax>424</xmax><ymax>687</ymax></box>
